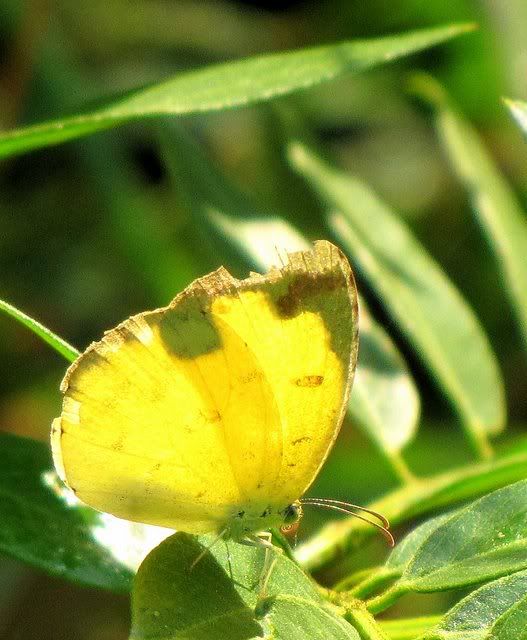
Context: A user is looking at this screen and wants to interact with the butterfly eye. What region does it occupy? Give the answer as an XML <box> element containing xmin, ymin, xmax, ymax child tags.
<box><xmin>281</xmin><ymin>501</ymin><xmax>303</xmax><ymax>525</ymax></box>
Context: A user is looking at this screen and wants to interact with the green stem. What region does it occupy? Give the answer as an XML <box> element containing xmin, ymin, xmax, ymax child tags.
<box><xmin>341</xmin><ymin>567</ymin><xmax>400</xmax><ymax>599</ymax></box>
<box><xmin>386</xmin><ymin>450</ymin><xmax>416</xmax><ymax>485</ymax></box>
<box><xmin>379</xmin><ymin>616</ymin><xmax>442</xmax><ymax>640</ymax></box>
<box><xmin>366</xmin><ymin>584</ymin><xmax>406</xmax><ymax>615</ymax></box>
<box><xmin>345</xmin><ymin>604</ymin><xmax>391</xmax><ymax>640</ymax></box>
<box><xmin>335</xmin><ymin>566</ymin><xmax>378</xmax><ymax>591</ymax></box>
<box><xmin>0</xmin><ymin>298</ymin><xmax>79</xmax><ymax>362</ymax></box>
<box><xmin>296</xmin><ymin>451</ymin><xmax>527</xmax><ymax>573</ymax></box>
<box><xmin>465</xmin><ymin>423</ymin><xmax>494</xmax><ymax>461</ymax></box>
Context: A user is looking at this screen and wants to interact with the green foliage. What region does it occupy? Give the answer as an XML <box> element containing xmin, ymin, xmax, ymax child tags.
<box><xmin>0</xmin><ymin>432</ymin><xmax>132</xmax><ymax>592</ymax></box>
<box><xmin>131</xmin><ymin>534</ymin><xmax>360</xmax><ymax>639</ymax></box>
<box><xmin>0</xmin><ymin>23</ymin><xmax>473</xmax><ymax>160</ymax></box>
<box><xmin>288</xmin><ymin>141</ymin><xmax>505</xmax><ymax>453</ymax></box>
<box><xmin>0</xmin><ymin>6</ymin><xmax>526</xmax><ymax>640</ymax></box>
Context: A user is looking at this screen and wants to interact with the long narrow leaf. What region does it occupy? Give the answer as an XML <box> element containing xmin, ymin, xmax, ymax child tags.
<box><xmin>418</xmin><ymin>80</ymin><xmax>527</xmax><ymax>354</ymax></box>
<box><xmin>0</xmin><ymin>298</ymin><xmax>79</xmax><ymax>362</ymax></box>
<box><xmin>0</xmin><ymin>24</ymin><xmax>474</xmax><ymax>159</ymax></box>
<box><xmin>288</xmin><ymin>143</ymin><xmax>505</xmax><ymax>458</ymax></box>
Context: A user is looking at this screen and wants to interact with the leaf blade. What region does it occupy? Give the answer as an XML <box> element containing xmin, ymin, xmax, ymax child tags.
<box><xmin>0</xmin><ymin>24</ymin><xmax>474</xmax><ymax>159</ymax></box>
<box><xmin>130</xmin><ymin>533</ymin><xmax>360</xmax><ymax>640</ymax></box>
<box><xmin>420</xmin><ymin>82</ymin><xmax>527</xmax><ymax>355</ymax></box>
<box><xmin>505</xmin><ymin>98</ymin><xmax>527</xmax><ymax>138</ymax></box>
<box><xmin>288</xmin><ymin>143</ymin><xmax>505</xmax><ymax>453</ymax></box>
<box><xmin>400</xmin><ymin>480</ymin><xmax>527</xmax><ymax>592</ymax></box>
<box><xmin>0</xmin><ymin>432</ymin><xmax>135</xmax><ymax>592</ymax></box>
<box><xmin>420</xmin><ymin>570</ymin><xmax>527</xmax><ymax>640</ymax></box>
<box><xmin>0</xmin><ymin>298</ymin><xmax>79</xmax><ymax>362</ymax></box>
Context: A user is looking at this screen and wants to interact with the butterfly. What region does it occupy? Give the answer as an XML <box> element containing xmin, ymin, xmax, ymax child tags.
<box><xmin>51</xmin><ymin>240</ymin><xmax>390</xmax><ymax>587</ymax></box>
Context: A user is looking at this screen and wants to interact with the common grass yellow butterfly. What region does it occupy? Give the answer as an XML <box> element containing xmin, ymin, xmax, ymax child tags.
<box><xmin>51</xmin><ymin>240</ymin><xmax>390</xmax><ymax>579</ymax></box>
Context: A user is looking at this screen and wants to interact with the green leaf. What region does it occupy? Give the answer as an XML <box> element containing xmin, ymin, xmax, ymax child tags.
<box><xmin>159</xmin><ymin>122</ymin><xmax>418</xmax><ymax>470</ymax></box>
<box><xmin>416</xmin><ymin>79</ymin><xmax>527</xmax><ymax>355</ymax></box>
<box><xmin>288</xmin><ymin>142</ymin><xmax>505</xmax><ymax>457</ymax></box>
<box><xmin>351</xmin><ymin>298</ymin><xmax>420</xmax><ymax>458</ymax></box>
<box><xmin>0</xmin><ymin>432</ymin><xmax>134</xmax><ymax>592</ymax></box>
<box><xmin>505</xmin><ymin>98</ymin><xmax>527</xmax><ymax>138</ymax></box>
<box><xmin>0</xmin><ymin>298</ymin><xmax>79</xmax><ymax>362</ymax></box>
<box><xmin>0</xmin><ymin>24</ymin><xmax>474</xmax><ymax>159</ymax></box>
<box><xmin>130</xmin><ymin>532</ymin><xmax>359</xmax><ymax>640</ymax></box>
<box><xmin>339</xmin><ymin>512</ymin><xmax>452</xmax><ymax>598</ymax></box>
<box><xmin>420</xmin><ymin>570</ymin><xmax>527</xmax><ymax>640</ymax></box>
<box><xmin>398</xmin><ymin>479</ymin><xmax>527</xmax><ymax>593</ymax></box>
<box><xmin>384</xmin><ymin>512</ymin><xmax>451</xmax><ymax>572</ymax></box>
<box><xmin>297</xmin><ymin>451</ymin><xmax>527</xmax><ymax>573</ymax></box>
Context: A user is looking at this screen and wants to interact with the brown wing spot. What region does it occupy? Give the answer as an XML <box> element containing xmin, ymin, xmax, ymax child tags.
<box><xmin>276</xmin><ymin>271</ymin><xmax>343</xmax><ymax>318</ymax></box>
<box><xmin>200</xmin><ymin>409</ymin><xmax>222</xmax><ymax>423</ymax></box>
<box><xmin>240</xmin><ymin>370</ymin><xmax>263</xmax><ymax>384</ymax></box>
<box><xmin>292</xmin><ymin>436</ymin><xmax>312</xmax><ymax>446</ymax></box>
<box><xmin>294</xmin><ymin>375</ymin><xmax>324</xmax><ymax>387</ymax></box>
<box><xmin>112</xmin><ymin>437</ymin><xmax>124</xmax><ymax>451</ymax></box>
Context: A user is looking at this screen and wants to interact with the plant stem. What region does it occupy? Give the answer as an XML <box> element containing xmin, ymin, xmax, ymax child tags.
<box><xmin>366</xmin><ymin>585</ymin><xmax>405</xmax><ymax>615</ymax></box>
<box><xmin>343</xmin><ymin>568</ymin><xmax>400</xmax><ymax>599</ymax></box>
<box><xmin>335</xmin><ymin>566</ymin><xmax>378</xmax><ymax>591</ymax></box>
<box><xmin>0</xmin><ymin>298</ymin><xmax>79</xmax><ymax>362</ymax></box>
<box><xmin>386</xmin><ymin>451</ymin><xmax>416</xmax><ymax>485</ymax></box>
<box><xmin>379</xmin><ymin>616</ymin><xmax>442</xmax><ymax>640</ymax></box>
<box><xmin>296</xmin><ymin>451</ymin><xmax>527</xmax><ymax>573</ymax></box>
<box><xmin>345</xmin><ymin>604</ymin><xmax>391</xmax><ymax>640</ymax></box>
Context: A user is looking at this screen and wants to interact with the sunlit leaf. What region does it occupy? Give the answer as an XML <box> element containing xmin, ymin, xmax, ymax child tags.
<box><xmin>384</xmin><ymin>512</ymin><xmax>451</xmax><ymax>572</ymax></box>
<box><xmin>421</xmin><ymin>570</ymin><xmax>527</xmax><ymax>640</ymax></box>
<box><xmin>0</xmin><ymin>432</ymin><xmax>140</xmax><ymax>592</ymax></box>
<box><xmin>416</xmin><ymin>79</ymin><xmax>527</xmax><ymax>354</ymax></box>
<box><xmin>505</xmin><ymin>98</ymin><xmax>527</xmax><ymax>138</ymax></box>
<box><xmin>0</xmin><ymin>24</ymin><xmax>474</xmax><ymax>159</ymax></box>
<box><xmin>399</xmin><ymin>480</ymin><xmax>527</xmax><ymax>592</ymax></box>
<box><xmin>288</xmin><ymin>142</ymin><xmax>505</xmax><ymax>456</ymax></box>
<box><xmin>130</xmin><ymin>533</ymin><xmax>359</xmax><ymax>640</ymax></box>
<box><xmin>297</xmin><ymin>451</ymin><xmax>527</xmax><ymax>573</ymax></box>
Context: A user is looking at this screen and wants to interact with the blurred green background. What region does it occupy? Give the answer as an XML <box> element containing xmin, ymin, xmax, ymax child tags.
<box><xmin>0</xmin><ymin>1</ymin><xmax>526</xmax><ymax>638</ymax></box>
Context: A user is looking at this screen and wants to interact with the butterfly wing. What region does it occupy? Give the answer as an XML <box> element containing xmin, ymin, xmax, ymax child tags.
<box><xmin>208</xmin><ymin>240</ymin><xmax>358</xmax><ymax>508</ymax></box>
<box><xmin>52</xmin><ymin>240</ymin><xmax>357</xmax><ymax>531</ymax></box>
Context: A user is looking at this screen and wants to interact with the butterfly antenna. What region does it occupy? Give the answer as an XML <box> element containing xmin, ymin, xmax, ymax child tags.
<box><xmin>301</xmin><ymin>498</ymin><xmax>394</xmax><ymax>547</ymax></box>
<box><xmin>189</xmin><ymin>528</ymin><xmax>228</xmax><ymax>571</ymax></box>
<box><xmin>301</xmin><ymin>498</ymin><xmax>390</xmax><ymax>528</ymax></box>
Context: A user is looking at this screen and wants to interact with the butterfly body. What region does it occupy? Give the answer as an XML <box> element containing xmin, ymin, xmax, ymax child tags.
<box><xmin>51</xmin><ymin>241</ymin><xmax>358</xmax><ymax>537</ymax></box>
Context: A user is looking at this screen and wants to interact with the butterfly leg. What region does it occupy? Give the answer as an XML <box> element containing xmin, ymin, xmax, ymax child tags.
<box><xmin>189</xmin><ymin>528</ymin><xmax>228</xmax><ymax>572</ymax></box>
<box><xmin>247</xmin><ymin>532</ymin><xmax>280</xmax><ymax>600</ymax></box>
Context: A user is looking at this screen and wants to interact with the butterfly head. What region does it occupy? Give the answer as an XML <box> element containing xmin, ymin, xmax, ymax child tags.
<box><xmin>225</xmin><ymin>500</ymin><xmax>303</xmax><ymax>540</ymax></box>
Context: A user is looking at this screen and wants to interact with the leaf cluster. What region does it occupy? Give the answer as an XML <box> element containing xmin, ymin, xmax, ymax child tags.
<box><xmin>1</xmin><ymin>13</ymin><xmax>527</xmax><ymax>640</ymax></box>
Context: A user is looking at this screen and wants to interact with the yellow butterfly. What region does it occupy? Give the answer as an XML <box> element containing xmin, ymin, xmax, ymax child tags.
<box><xmin>51</xmin><ymin>241</ymin><xmax>387</xmax><ymax>563</ymax></box>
